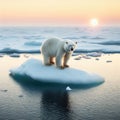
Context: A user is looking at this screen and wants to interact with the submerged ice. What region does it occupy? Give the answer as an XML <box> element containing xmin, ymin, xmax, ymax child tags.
<box><xmin>10</xmin><ymin>59</ymin><xmax>104</xmax><ymax>85</ymax></box>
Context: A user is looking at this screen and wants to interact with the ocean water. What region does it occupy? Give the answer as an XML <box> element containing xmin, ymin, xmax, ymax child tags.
<box><xmin>0</xmin><ymin>54</ymin><xmax>120</xmax><ymax>120</ymax></box>
<box><xmin>0</xmin><ymin>26</ymin><xmax>120</xmax><ymax>120</ymax></box>
<box><xmin>0</xmin><ymin>26</ymin><xmax>120</xmax><ymax>53</ymax></box>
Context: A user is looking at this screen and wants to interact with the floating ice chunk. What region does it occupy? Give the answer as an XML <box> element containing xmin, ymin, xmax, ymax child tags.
<box><xmin>10</xmin><ymin>59</ymin><xmax>104</xmax><ymax>85</ymax></box>
<box><xmin>0</xmin><ymin>89</ymin><xmax>8</xmax><ymax>92</ymax></box>
<box><xmin>24</xmin><ymin>54</ymin><xmax>29</xmax><ymax>58</ymax></box>
<box><xmin>74</xmin><ymin>56</ymin><xmax>81</xmax><ymax>60</ymax></box>
<box><xmin>10</xmin><ymin>53</ymin><xmax>20</xmax><ymax>57</ymax></box>
<box><xmin>66</xmin><ymin>86</ymin><xmax>72</xmax><ymax>91</ymax></box>
<box><xmin>86</xmin><ymin>52</ymin><xmax>102</xmax><ymax>57</ymax></box>
<box><xmin>18</xmin><ymin>95</ymin><xmax>23</xmax><ymax>97</ymax></box>
<box><xmin>0</xmin><ymin>54</ymin><xmax>4</xmax><ymax>57</ymax></box>
<box><xmin>82</xmin><ymin>55</ymin><xmax>91</xmax><ymax>59</ymax></box>
<box><xmin>96</xmin><ymin>58</ymin><xmax>99</xmax><ymax>61</ymax></box>
<box><xmin>106</xmin><ymin>60</ymin><xmax>112</xmax><ymax>63</ymax></box>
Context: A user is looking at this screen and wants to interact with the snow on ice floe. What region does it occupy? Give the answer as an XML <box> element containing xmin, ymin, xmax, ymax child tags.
<box><xmin>10</xmin><ymin>59</ymin><xmax>104</xmax><ymax>85</ymax></box>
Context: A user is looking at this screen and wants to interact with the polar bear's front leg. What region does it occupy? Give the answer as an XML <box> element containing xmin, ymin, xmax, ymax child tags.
<box><xmin>63</xmin><ymin>53</ymin><xmax>71</xmax><ymax>67</ymax></box>
<box><xmin>43</xmin><ymin>55</ymin><xmax>51</xmax><ymax>65</ymax></box>
<box><xmin>56</xmin><ymin>54</ymin><xmax>64</xmax><ymax>68</ymax></box>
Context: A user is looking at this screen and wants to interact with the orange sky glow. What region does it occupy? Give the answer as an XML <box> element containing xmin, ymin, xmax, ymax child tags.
<box><xmin>0</xmin><ymin>0</ymin><xmax>120</xmax><ymax>26</ymax></box>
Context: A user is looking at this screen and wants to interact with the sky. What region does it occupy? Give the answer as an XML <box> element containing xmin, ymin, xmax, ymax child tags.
<box><xmin>0</xmin><ymin>0</ymin><xmax>120</xmax><ymax>26</ymax></box>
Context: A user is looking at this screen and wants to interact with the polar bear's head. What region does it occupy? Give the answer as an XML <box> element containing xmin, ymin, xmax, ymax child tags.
<box><xmin>64</xmin><ymin>40</ymin><xmax>77</xmax><ymax>53</ymax></box>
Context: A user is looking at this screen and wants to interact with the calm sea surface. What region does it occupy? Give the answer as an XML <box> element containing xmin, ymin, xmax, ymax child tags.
<box><xmin>0</xmin><ymin>54</ymin><xmax>120</xmax><ymax>120</ymax></box>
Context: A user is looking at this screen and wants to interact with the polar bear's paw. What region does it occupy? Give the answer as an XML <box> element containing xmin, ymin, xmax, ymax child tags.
<box><xmin>58</xmin><ymin>65</ymin><xmax>69</xmax><ymax>69</ymax></box>
<box><xmin>64</xmin><ymin>64</ymin><xmax>69</xmax><ymax>68</ymax></box>
<box><xmin>45</xmin><ymin>63</ymin><xmax>52</xmax><ymax>66</ymax></box>
<box><xmin>57</xmin><ymin>66</ymin><xmax>65</xmax><ymax>69</ymax></box>
<box><xmin>50</xmin><ymin>61</ymin><xmax>55</xmax><ymax>64</ymax></box>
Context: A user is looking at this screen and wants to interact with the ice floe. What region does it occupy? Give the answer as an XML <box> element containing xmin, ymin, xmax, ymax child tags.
<box><xmin>10</xmin><ymin>59</ymin><xmax>104</xmax><ymax>85</ymax></box>
<box><xmin>86</xmin><ymin>52</ymin><xmax>102</xmax><ymax>57</ymax></box>
<box><xmin>66</xmin><ymin>86</ymin><xmax>72</xmax><ymax>91</ymax></box>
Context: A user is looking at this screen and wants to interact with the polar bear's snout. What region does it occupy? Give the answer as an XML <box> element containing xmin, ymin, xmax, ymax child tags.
<box><xmin>71</xmin><ymin>48</ymin><xmax>73</xmax><ymax>51</ymax></box>
<box><xmin>68</xmin><ymin>45</ymin><xmax>76</xmax><ymax>52</ymax></box>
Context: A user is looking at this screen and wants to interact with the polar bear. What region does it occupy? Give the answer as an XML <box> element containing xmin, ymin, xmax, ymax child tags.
<box><xmin>41</xmin><ymin>38</ymin><xmax>77</xmax><ymax>69</ymax></box>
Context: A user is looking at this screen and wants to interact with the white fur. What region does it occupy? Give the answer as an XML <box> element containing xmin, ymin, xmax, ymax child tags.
<box><xmin>41</xmin><ymin>38</ymin><xmax>77</xmax><ymax>68</ymax></box>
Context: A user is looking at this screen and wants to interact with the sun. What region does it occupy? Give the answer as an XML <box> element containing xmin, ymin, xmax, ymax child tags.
<box><xmin>90</xmin><ymin>18</ymin><xmax>99</xmax><ymax>26</ymax></box>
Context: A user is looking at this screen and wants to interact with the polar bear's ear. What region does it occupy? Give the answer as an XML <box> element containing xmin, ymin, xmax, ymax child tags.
<box><xmin>75</xmin><ymin>42</ymin><xmax>77</xmax><ymax>44</ymax></box>
<box><xmin>66</xmin><ymin>42</ymin><xmax>68</xmax><ymax>44</ymax></box>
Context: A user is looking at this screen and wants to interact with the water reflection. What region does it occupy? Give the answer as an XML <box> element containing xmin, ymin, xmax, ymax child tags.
<box><xmin>10</xmin><ymin>75</ymin><xmax>102</xmax><ymax>120</ymax></box>
<box><xmin>40</xmin><ymin>89</ymin><xmax>71</xmax><ymax>120</ymax></box>
<box><xmin>10</xmin><ymin>75</ymin><xmax>72</xmax><ymax>120</ymax></box>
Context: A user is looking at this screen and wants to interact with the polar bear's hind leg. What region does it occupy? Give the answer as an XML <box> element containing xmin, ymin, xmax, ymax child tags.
<box><xmin>50</xmin><ymin>57</ymin><xmax>54</xmax><ymax>64</ymax></box>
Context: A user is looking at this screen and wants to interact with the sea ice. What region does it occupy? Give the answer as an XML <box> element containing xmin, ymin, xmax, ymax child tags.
<box><xmin>0</xmin><ymin>54</ymin><xmax>4</xmax><ymax>57</ymax></box>
<box><xmin>96</xmin><ymin>58</ymin><xmax>99</xmax><ymax>61</ymax></box>
<box><xmin>10</xmin><ymin>53</ymin><xmax>20</xmax><ymax>57</ymax></box>
<box><xmin>74</xmin><ymin>56</ymin><xmax>81</xmax><ymax>60</ymax></box>
<box><xmin>0</xmin><ymin>27</ymin><xmax>120</xmax><ymax>54</ymax></box>
<box><xmin>18</xmin><ymin>95</ymin><xmax>23</xmax><ymax>97</ymax></box>
<box><xmin>10</xmin><ymin>59</ymin><xmax>104</xmax><ymax>85</ymax></box>
<box><xmin>24</xmin><ymin>41</ymin><xmax>42</xmax><ymax>46</ymax></box>
<box><xmin>106</xmin><ymin>60</ymin><xmax>112</xmax><ymax>63</ymax></box>
<box><xmin>86</xmin><ymin>52</ymin><xmax>102</xmax><ymax>57</ymax></box>
<box><xmin>0</xmin><ymin>89</ymin><xmax>8</xmax><ymax>92</ymax></box>
<box><xmin>82</xmin><ymin>55</ymin><xmax>91</xmax><ymax>59</ymax></box>
<box><xmin>66</xmin><ymin>86</ymin><xmax>72</xmax><ymax>91</ymax></box>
